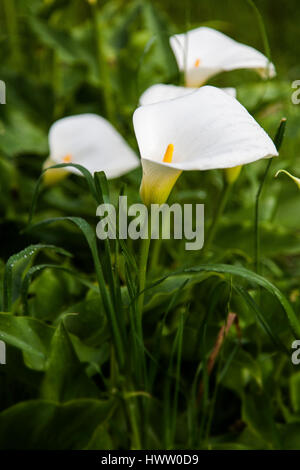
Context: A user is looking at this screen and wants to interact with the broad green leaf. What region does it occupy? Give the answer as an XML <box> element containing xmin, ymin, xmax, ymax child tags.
<box><xmin>215</xmin><ymin>427</ymin><xmax>272</xmax><ymax>450</ymax></box>
<box><xmin>85</xmin><ymin>424</ymin><xmax>114</xmax><ymax>450</ymax></box>
<box><xmin>221</xmin><ymin>348</ymin><xmax>263</xmax><ymax>394</ymax></box>
<box><xmin>0</xmin><ymin>313</ymin><xmax>107</xmax><ymax>371</ymax></box>
<box><xmin>0</xmin><ymin>313</ymin><xmax>53</xmax><ymax>371</ymax></box>
<box><xmin>24</xmin><ymin>266</ymin><xmax>74</xmax><ymax>319</ymax></box>
<box><xmin>0</xmin><ymin>399</ymin><xmax>115</xmax><ymax>450</ymax></box>
<box><xmin>21</xmin><ymin>264</ymin><xmax>95</xmax><ymax>319</ymax></box>
<box><xmin>0</xmin><ymin>110</ymin><xmax>48</xmax><ymax>156</ymax></box>
<box><xmin>40</xmin><ymin>322</ymin><xmax>100</xmax><ymax>401</ymax></box>
<box><xmin>63</xmin><ymin>292</ymin><xmax>107</xmax><ymax>344</ymax></box>
<box><xmin>242</xmin><ymin>390</ymin><xmax>281</xmax><ymax>449</ymax></box>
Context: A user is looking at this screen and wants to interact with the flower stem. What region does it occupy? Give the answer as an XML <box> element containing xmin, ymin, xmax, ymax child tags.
<box><xmin>150</xmin><ymin>237</ymin><xmax>162</xmax><ymax>271</ymax></box>
<box><xmin>137</xmin><ymin>233</ymin><xmax>151</xmax><ymax>324</ymax></box>
<box><xmin>121</xmin><ymin>383</ymin><xmax>142</xmax><ymax>450</ymax></box>
<box><xmin>3</xmin><ymin>0</ymin><xmax>22</xmax><ymax>67</ymax></box>
<box><xmin>254</xmin><ymin>158</ymin><xmax>273</xmax><ymax>274</ymax></box>
<box><xmin>204</xmin><ymin>181</ymin><xmax>233</xmax><ymax>254</ymax></box>
<box><xmin>127</xmin><ymin>395</ymin><xmax>142</xmax><ymax>450</ymax></box>
<box><xmin>90</xmin><ymin>1</ymin><xmax>114</xmax><ymax>123</ymax></box>
<box><xmin>254</xmin><ymin>118</ymin><xmax>286</xmax><ymax>273</ymax></box>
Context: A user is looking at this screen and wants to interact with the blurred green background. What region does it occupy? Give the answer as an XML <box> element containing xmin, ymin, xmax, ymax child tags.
<box><xmin>0</xmin><ymin>0</ymin><xmax>300</xmax><ymax>451</ymax></box>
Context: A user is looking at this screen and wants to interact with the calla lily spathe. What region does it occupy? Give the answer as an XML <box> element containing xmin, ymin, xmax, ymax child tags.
<box><xmin>170</xmin><ymin>27</ymin><xmax>276</xmax><ymax>87</ymax></box>
<box><xmin>133</xmin><ymin>86</ymin><xmax>278</xmax><ymax>206</ymax></box>
<box><xmin>139</xmin><ymin>83</ymin><xmax>236</xmax><ymax>106</ymax></box>
<box><xmin>44</xmin><ymin>114</ymin><xmax>139</xmax><ymax>184</ymax></box>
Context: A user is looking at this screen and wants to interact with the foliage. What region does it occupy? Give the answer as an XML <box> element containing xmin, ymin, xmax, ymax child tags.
<box><xmin>0</xmin><ymin>0</ymin><xmax>300</xmax><ymax>450</ymax></box>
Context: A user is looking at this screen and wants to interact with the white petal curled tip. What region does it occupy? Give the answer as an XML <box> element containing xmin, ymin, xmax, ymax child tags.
<box><xmin>49</xmin><ymin>114</ymin><xmax>140</xmax><ymax>179</ymax></box>
<box><xmin>133</xmin><ymin>85</ymin><xmax>278</xmax><ymax>173</ymax></box>
<box><xmin>139</xmin><ymin>84</ymin><xmax>237</xmax><ymax>106</ymax></box>
<box><xmin>170</xmin><ymin>27</ymin><xmax>276</xmax><ymax>86</ymax></box>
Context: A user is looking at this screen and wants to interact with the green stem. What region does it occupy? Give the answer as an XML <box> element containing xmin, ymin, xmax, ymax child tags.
<box><xmin>52</xmin><ymin>52</ymin><xmax>64</xmax><ymax>119</ymax></box>
<box><xmin>254</xmin><ymin>158</ymin><xmax>273</xmax><ymax>274</ymax></box>
<box><xmin>134</xmin><ymin>217</ymin><xmax>151</xmax><ymax>404</ymax></box>
<box><xmin>204</xmin><ymin>181</ymin><xmax>233</xmax><ymax>254</ymax></box>
<box><xmin>247</xmin><ymin>0</ymin><xmax>271</xmax><ymax>62</ymax></box>
<box><xmin>254</xmin><ymin>118</ymin><xmax>286</xmax><ymax>274</ymax></box>
<box><xmin>3</xmin><ymin>0</ymin><xmax>22</xmax><ymax>67</ymax></box>
<box><xmin>127</xmin><ymin>395</ymin><xmax>142</xmax><ymax>450</ymax></box>
<box><xmin>150</xmin><ymin>237</ymin><xmax>162</xmax><ymax>271</ymax></box>
<box><xmin>119</xmin><ymin>381</ymin><xmax>142</xmax><ymax>450</ymax></box>
<box><xmin>90</xmin><ymin>1</ymin><xmax>114</xmax><ymax>122</ymax></box>
<box><xmin>137</xmin><ymin>234</ymin><xmax>151</xmax><ymax>323</ymax></box>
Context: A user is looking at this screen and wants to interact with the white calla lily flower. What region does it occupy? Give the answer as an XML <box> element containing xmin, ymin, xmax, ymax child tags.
<box><xmin>44</xmin><ymin>114</ymin><xmax>139</xmax><ymax>184</ymax></box>
<box><xmin>170</xmin><ymin>27</ymin><xmax>276</xmax><ymax>87</ymax></box>
<box><xmin>133</xmin><ymin>86</ymin><xmax>278</xmax><ymax>206</ymax></box>
<box><xmin>139</xmin><ymin>83</ymin><xmax>236</xmax><ymax>106</ymax></box>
